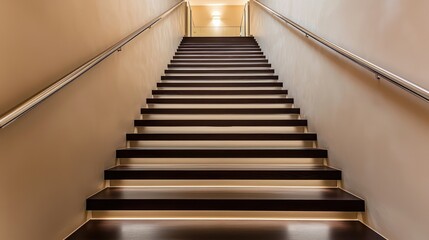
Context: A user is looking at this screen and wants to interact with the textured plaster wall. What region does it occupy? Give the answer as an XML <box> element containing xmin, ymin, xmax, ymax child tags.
<box><xmin>0</xmin><ymin>1</ymin><xmax>184</xmax><ymax>239</ymax></box>
<box><xmin>251</xmin><ymin>1</ymin><xmax>429</xmax><ymax>239</ymax></box>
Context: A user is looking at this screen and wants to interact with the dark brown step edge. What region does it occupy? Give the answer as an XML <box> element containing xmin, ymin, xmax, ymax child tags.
<box><xmin>173</xmin><ymin>56</ymin><xmax>266</xmax><ymax>59</ymax></box>
<box><xmin>180</xmin><ymin>42</ymin><xmax>258</xmax><ymax>45</ymax></box>
<box><xmin>126</xmin><ymin>133</ymin><xmax>316</xmax><ymax>141</ymax></box>
<box><xmin>182</xmin><ymin>37</ymin><xmax>256</xmax><ymax>41</ymax></box>
<box><xmin>176</xmin><ymin>51</ymin><xmax>264</xmax><ymax>55</ymax></box>
<box><xmin>177</xmin><ymin>48</ymin><xmax>262</xmax><ymax>51</ymax></box>
<box><xmin>168</xmin><ymin>64</ymin><xmax>272</xmax><ymax>68</ymax></box>
<box><xmin>140</xmin><ymin>108</ymin><xmax>300</xmax><ymax>114</ymax></box>
<box><xmin>161</xmin><ymin>75</ymin><xmax>279</xmax><ymax>80</ymax></box>
<box><xmin>152</xmin><ymin>90</ymin><xmax>287</xmax><ymax>95</ymax></box>
<box><xmin>134</xmin><ymin>119</ymin><xmax>308</xmax><ymax>127</ymax></box>
<box><xmin>178</xmin><ymin>43</ymin><xmax>261</xmax><ymax>49</ymax></box>
<box><xmin>86</xmin><ymin>188</ymin><xmax>362</xmax><ymax>212</ymax></box>
<box><xmin>181</xmin><ymin>38</ymin><xmax>257</xmax><ymax>41</ymax></box>
<box><xmin>181</xmin><ymin>40</ymin><xmax>257</xmax><ymax>43</ymax></box>
<box><xmin>171</xmin><ymin>59</ymin><xmax>269</xmax><ymax>63</ymax></box>
<box><xmin>116</xmin><ymin>148</ymin><xmax>328</xmax><ymax>158</ymax></box>
<box><xmin>146</xmin><ymin>98</ymin><xmax>294</xmax><ymax>104</ymax></box>
<box><xmin>165</xmin><ymin>69</ymin><xmax>275</xmax><ymax>74</ymax></box>
<box><xmin>66</xmin><ymin>220</ymin><xmax>385</xmax><ymax>240</ymax></box>
<box><xmin>157</xmin><ymin>82</ymin><xmax>282</xmax><ymax>87</ymax></box>
<box><xmin>105</xmin><ymin>166</ymin><xmax>340</xmax><ymax>180</ymax></box>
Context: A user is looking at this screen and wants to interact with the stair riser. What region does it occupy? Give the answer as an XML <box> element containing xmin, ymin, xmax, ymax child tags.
<box><xmin>136</xmin><ymin>127</ymin><xmax>306</xmax><ymax>135</ymax></box>
<box><xmin>161</xmin><ymin>76</ymin><xmax>278</xmax><ymax>80</ymax></box>
<box><xmin>87</xmin><ymin>199</ymin><xmax>363</xmax><ymax>212</ymax></box>
<box><xmin>120</xmin><ymin>158</ymin><xmax>323</xmax><ymax>165</ymax></box>
<box><xmin>106</xmin><ymin>170</ymin><xmax>339</xmax><ymax>180</ymax></box>
<box><xmin>126</xmin><ymin>134</ymin><xmax>316</xmax><ymax>141</ymax></box>
<box><xmin>108</xmin><ymin>180</ymin><xmax>338</xmax><ymax>188</ymax></box>
<box><xmin>88</xmin><ymin>211</ymin><xmax>359</xmax><ymax>220</ymax></box>
<box><xmin>173</xmin><ymin>56</ymin><xmax>266</xmax><ymax>59</ymax></box>
<box><xmin>147</xmin><ymin>98</ymin><xmax>293</xmax><ymax>103</ymax></box>
<box><xmin>168</xmin><ymin>65</ymin><xmax>271</xmax><ymax>68</ymax></box>
<box><xmin>171</xmin><ymin>60</ymin><xmax>270</xmax><ymax>63</ymax></box>
<box><xmin>141</xmin><ymin>109</ymin><xmax>299</xmax><ymax>114</ymax></box>
<box><xmin>178</xmin><ymin>46</ymin><xmax>261</xmax><ymax>48</ymax></box>
<box><xmin>147</xmin><ymin>104</ymin><xmax>294</xmax><ymax>108</ymax></box>
<box><xmin>135</xmin><ymin>120</ymin><xmax>307</xmax><ymax>127</ymax></box>
<box><xmin>140</xmin><ymin>115</ymin><xmax>300</xmax><ymax>121</ymax></box>
<box><xmin>156</xmin><ymin>87</ymin><xmax>283</xmax><ymax>90</ymax></box>
<box><xmin>116</xmin><ymin>150</ymin><xmax>327</xmax><ymax>159</ymax></box>
<box><xmin>176</xmin><ymin>52</ymin><xmax>262</xmax><ymax>54</ymax></box>
<box><xmin>160</xmin><ymin>80</ymin><xmax>281</xmax><ymax>83</ymax></box>
<box><xmin>130</xmin><ymin>141</ymin><xmax>313</xmax><ymax>148</ymax></box>
<box><xmin>165</xmin><ymin>70</ymin><xmax>275</xmax><ymax>74</ymax></box>
<box><xmin>153</xmin><ymin>91</ymin><xmax>287</xmax><ymax>95</ymax></box>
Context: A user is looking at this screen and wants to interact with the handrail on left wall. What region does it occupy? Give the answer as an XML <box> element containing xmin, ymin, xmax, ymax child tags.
<box><xmin>0</xmin><ymin>1</ymin><xmax>186</xmax><ymax>129</ymax></box>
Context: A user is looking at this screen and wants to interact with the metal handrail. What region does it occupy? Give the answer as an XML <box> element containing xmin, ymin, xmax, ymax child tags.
<box><xmin>253</xmin><ymin>0</ymin><xmax>429</xmax><ymax>103</ymax></box>
<box><xmin>0</xmin><ymin>1</ymin><xmax>186</xmax><ymax>129</ymax></box>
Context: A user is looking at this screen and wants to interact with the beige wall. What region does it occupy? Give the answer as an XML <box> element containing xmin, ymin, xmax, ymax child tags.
<box><xmin>191</xmin><ymin>5</ymin><xmax>244</xmax><ymax>36</ymax></box>
<box><xmin>0</xmin><ymin>0</ymin><xmax>184</xmax><ymax>239</ymax></box>
<box><xmin>251</xmin><ymin>1</ymin><xmax>429</xmax><ymax>239</ymax></box>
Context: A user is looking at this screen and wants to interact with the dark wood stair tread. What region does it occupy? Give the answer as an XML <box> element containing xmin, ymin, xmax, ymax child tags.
<box><xmin>173</xmin><ymin>56</ymin><xmax>266</xmax><ymax>59</ymax></box>
<box><xmin>161</xmin><ymin>75</ymin><xmax>278</xmax><ymax>80</ymax></box>
<box><xmin>140</xmin><ymin>108</ymin><xmax>299</xmax><ymax>114</ymax></box>
<box><xmin>176</xmin><ymin>52</ymin><xmax>264</xmax><ymax>55</ymax></box>
<box><xmin>146</xmin><ymin>98</ymin><xmax>294</xmax><ymax>104</ymax></box>
<box><xmin>157</xmin><ymin>82</ymin><xmax>282</xmax><ymax>87</ymax></box>
<box><xmin>105</xmin><ymin>165</ymin><xmax>340</xmax><ymax>180</ymax></box>
<box><xmin>134</xmin><ymin>119</ymin><xmax>308</xmax><ymax>127</ymax></box>
<box><xmin>67</xmin><ymin>220</ymin><xmax>385</xmax><ymax>240</ymax></box>
<box><xmin>86</xmin><ymin>187</ymin><xmax>363</xmax><ymax>211</ymax></box>
<box><xmin>168</xmin><ymin>63</ymin><xmax>271</xmax><ymax>68</ymax></box>
<box><xmin>171</xmin><ymin>59</ymin><xmax>269</xmax><ymax>63</ymax></box>
<box><xmin>153</xmin><ymin>90</ymin><xmax>286</xmax><ymax>95</ymax></box>
<box><xmin>179</xmin><ymin>44</ymin><xmax>260</xmax><ymax>47</ymax></box>
<box><xmin>177</xmin><ymin>48</ymin><xmax>261</xmax><ymax>51</ymax></box>
<box><xmin>165</xmin><ymin>69</ymin><xmax>274</xmax><ymax>74</ymax></box>
<box><xmin>126</xmin><ymin>133</ymin><xmax>316</xmax><ymax>141</ymax></box>
<box><xmin>116</xmin><ymin>148</ymin><xmax>327</xmax><ymax>158</ymax></box>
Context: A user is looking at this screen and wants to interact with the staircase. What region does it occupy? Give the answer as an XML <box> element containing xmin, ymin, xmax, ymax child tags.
<box><xmin>67</xmin><ymin>37</ymin><xmax>385</xmax><ymax>239</ymax></box>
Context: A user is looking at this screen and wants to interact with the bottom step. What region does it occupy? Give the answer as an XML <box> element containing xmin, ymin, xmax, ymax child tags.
<box><xmin>67</xmin><ymin>220</ymin><xmax>385</xmax><ymax>240</ymax></box>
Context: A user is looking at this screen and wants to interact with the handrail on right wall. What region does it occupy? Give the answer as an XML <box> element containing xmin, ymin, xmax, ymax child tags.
<box><xmin>253</xmin><ymin>0</ymin><xmax>429</xmax><ymax>102</ymax></box>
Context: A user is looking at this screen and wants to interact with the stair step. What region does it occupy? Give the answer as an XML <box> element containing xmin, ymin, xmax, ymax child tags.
<box><xmin>176</xmin><ymin>52</ymin><xmax>264</xmax><ymax>55</ymax></box>
<box><xmin>179</xmin><ymin>45</ymin><xmax>260</xmax><ymax>47</ymax></box>
<box><xmin>161</xmin><ymin>75</ymin><xmax>278</xmax><ymax>80</ymax></box>
<box><xmin>105</xmin><ymin>165</ymin><xmax>338</xmax><ymax>180</ymax></box>
<box><xmin>140</xmin><ymin>108</ymin><xmax>300</xmax><ymax>114</ymax></box>
<box><xmin>134</xmin><ymin>119</ymin><xmax>308</xmax><ymax>127</ymax></box>
<box><xmin>173</xmin><ymin>55</ymin><xmax>266</xmax><ymax>59</ymax></box>
<box><xmin>126</xmin><ymin>133</ymin><xmax>316</xmax><ymax>141</ymax></box>
<box><xmin>178</xmin><ymin>43</ymin><xmax>261</xmax><ymax>49</ymax></box>
<box><xmin>178</xmin><ymin>48</ymin><xmax>261</xmax><ymax>51</ymax></box>
<box><xmin>153</xmin><ymin>90</ymin><xmax>287</xmax><ymax>95</ymax></box>
<box><xmin>67</xmin><ymin>220</ymin><xmax>385</xmax><ymax>240</ymax></box>
<box><xmin>86</xmin><ymin>187</ymin><xmax>362</xmax><ymax>211</ymax></box>
<box><xmin>157</xmin><ymin>82</ymin><xmax>281</xmax><ymax>87</ymax></box>
<box><xmin>182</xmin><ymin>37</ymin><xmax>257</xmax><ymax>43</ymax></box>
<box><xmin>146</xmin><ymin>98</ymin><xmax>294</xmax><ymax>104</ymax></box>
<box><xmin>171</xmin><ymin>59</ymin><xmax>269</xmax><ymax>63</ymax></box>
<box><xmin>165</xmin><ymin>69</ymin><xmax>275</xmax><ymax>74</ymax></box>
<box><xmin>116</xmin><ymin>148</ymin><xmax>327</xmax><ymax>158</ymax></box>
<box><xmin>168</xmin><ymin>63</ymin><xmax>271</xmax><ymax>68</ymax></box>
